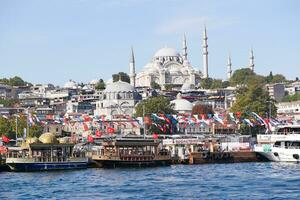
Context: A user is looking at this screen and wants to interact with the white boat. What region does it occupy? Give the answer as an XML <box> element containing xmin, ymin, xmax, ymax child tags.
<box><xmin>254</xmin><ymin>139</ymin><xmax>300</xmax><ymax>162</ymax></box>
<box><xmin>255</xmin><ymin>124</ymin><xmax>300</xmax><ymax>162</ymax></box>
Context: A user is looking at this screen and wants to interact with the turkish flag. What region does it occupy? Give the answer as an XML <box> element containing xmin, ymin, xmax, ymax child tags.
<box><xmin>2</xmin><ymin>135</ymin><xmax>10</xmax><ymax>143</ymax></box>
<box><xmin>87</xmin><ymin>135</ymin><xmax>94</xmax><ymax>143</ymax></box>
<box><xmin>95</xmin><ymin>130</ymin><xmax>102</xmax><ymax>137</ymax></box>
<box><xmin>83</xmin><ymin>123</ymin><xmax>89</xmax><ymax>131</ymax></box>
<box><xmin>107</xmin><ymin>127</ymin><xmax>115</xmax><ymax>134</ymax></box>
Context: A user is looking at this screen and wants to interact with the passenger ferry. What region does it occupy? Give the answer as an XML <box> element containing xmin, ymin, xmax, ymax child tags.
<box><xmin>255</xmin><ymin>138</ymin><xmax>300</xmax><ymax>162</ymax></box>
<box><xmin>6</xmin><ymin>132</ymin><xmax>88</xmax><ymax>172</ymax></box>
<box><xmin>255</xmin><ymin>124</ymin><xmax>300</xmax><ymax>162</ymax></box>
<box><xmin>92</xmin><ymin>138</ymin><xmax>172</xmax><ymax>168</ymax></box>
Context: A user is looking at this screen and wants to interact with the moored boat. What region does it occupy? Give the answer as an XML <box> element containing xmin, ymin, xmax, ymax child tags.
<box><xmin>6</xmin><ymin>143</ymin><xmax>88</xmax><ymax>172</ymax></box>
<box><xmin>255</xmin><ymin>124</ymin><xmax>300</xmax><ymax>162</ymax></box>
<box><xmin>92</xmin><ymin>138</ymin><xmax>172</xmax><ymax>168</ymax></box>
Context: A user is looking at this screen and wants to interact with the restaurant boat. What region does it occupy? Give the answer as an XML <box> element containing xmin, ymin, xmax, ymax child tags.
<box><xmin>91</xmin><ymin>138</ymin><xmax>172</xmax><ymax>168</ymax></box>
<box><xmin>6</xmin><ymin>133</ymin><xmax>88</xmax><ymax>172</ymax></box>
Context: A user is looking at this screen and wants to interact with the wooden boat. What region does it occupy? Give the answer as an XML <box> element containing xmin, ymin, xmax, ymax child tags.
<box><xmin>92</xmin><ymin>138</ymin><xmax>172</xmax><ymax>168</ymax></box>
<box><xmin>6</xmin><ymin>143</ymin><xmax>88</xmax><ymax>172</ymax></box>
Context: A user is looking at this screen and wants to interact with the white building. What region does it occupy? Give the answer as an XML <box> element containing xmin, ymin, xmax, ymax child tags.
<box><xmin>277</xmin><ymin>100</ymin><xmax>300</xmax><ymax>120</ymax></box>
<box><xmin>94</xmin><ymin>80</ymin><xmax>140</xmax><ymax>116</ymax></box>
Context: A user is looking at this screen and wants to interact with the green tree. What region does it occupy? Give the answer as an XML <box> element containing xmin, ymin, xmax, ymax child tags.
<box><xmin>271</xmin><ymin>74</ymin><xmax>286</xmax><ymax>83</ymax></box>
<box><xmin>150</xmin><ymin>81</ymin><xmax>161</xmax><ymax>90</ymax></box>
<box><xmin>0</xmin><ymin>99</ymin><xmax>19</xmax><ymax>107</ymax></box>
<box><xmin>164</xmin><ymin>84</ymin><xmax>174</xmax><ymax>91</ymax></box>
<box><xmin>135</xmin><ymin>96</ymin><xmax>176</xmax><ymax>117</ymax></box>
<box><xmin>200</xmin><ymin>78</ymin><xmax>213</xmax><ymax>89</ymax></box>
<box><xmin>230</xmin><ymin>82</ymin><xmax>277</xmax><ymax>117</ymax></box>
<box><xmin>95</xmin><ymin>79</ymin><xmax>106</xmax><ymax>90</ymax></box>
<box><xmin>112</xmin><ymin>72</ymin><xmax>130</xmax><ymax>83</ymax></box>
<box><xmin>229</xmin><ymin>68</ymin><xmax>256</xmax><ymax>86</ymax></box>
<box><xmin>282</xmin><ymin>93</ymin><xmax>300</xmax><ymax>102</ymax></box>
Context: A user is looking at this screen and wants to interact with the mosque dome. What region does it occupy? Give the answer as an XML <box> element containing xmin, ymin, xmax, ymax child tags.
<box><xmin>170</xmin><ymin>93</ymin><xmax>193</xmax><ymax>113</ymax></box>
<box><xmin>153</xmin><ymin>47</ymin><xmax>180</xmax><ymax>58</ymax></box>
<box><xmin>104</xmin><ymin>80</ymin><xmax>134</xmax><ymax>93</ymax></box>
<box><xmin>64</xmin><ymin>80</ymin><xmax>78</xmax><ymax>89</ymax></box>
<box><xmin>39</xmin><ymin>132</ymin><xmax>58</xmax><ymax>144</ymax></box>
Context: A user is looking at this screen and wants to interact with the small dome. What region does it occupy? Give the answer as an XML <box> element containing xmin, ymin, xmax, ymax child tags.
<box><xmin>171</xmin><ymin>97</ymin><xmax>193</xmax><ymax>113</ymax></box>
<box><xmin>64</xmin><ymin>80</ymin><xmax>78</xmax><ymax>89</ymax></box>
<box><xmin>39</xmin><ymin>132</ymin><xmax>58</xmax><ymax>144</ymax></box>
<box><xmin>104</xmin><ymin>81</ymin><xmax>134</xmax><ymax>93</ymax></box>
<box><xmin>153</xmin><ymin>47</ymin><xmax>180</xmax><ymax>58</ymax></box>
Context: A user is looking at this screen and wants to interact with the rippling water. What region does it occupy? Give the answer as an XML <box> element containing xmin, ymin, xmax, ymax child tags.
<box><xmin>1</xmin><ymin>163</ymin><xmax>300</xmax><ymax>199</ymax></box>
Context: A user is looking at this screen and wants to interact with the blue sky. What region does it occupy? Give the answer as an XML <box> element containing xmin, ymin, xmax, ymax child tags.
<box><xmin>0</xmin><ymin>0</ymin><xmax>299</xmax><ymax>86</ymax></box>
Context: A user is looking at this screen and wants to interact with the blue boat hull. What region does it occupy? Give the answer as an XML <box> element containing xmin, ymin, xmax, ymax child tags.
<box><xmin>7</xmin><ymin>162</ymin><xmax>87</xmax><ymax>172</ymax></box>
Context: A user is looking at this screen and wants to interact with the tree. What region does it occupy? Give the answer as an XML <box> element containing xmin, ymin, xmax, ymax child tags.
<box><xmin>230</xmin><ymin>82</ymin><xmax>277</xmax><ymax>117</ymax></box>
<box><xmin>112</xmin><ymin>72</ymin><xmax>130</xmax><ymax>83</ymax></box>
<box><xmin>0</xmin><ymin>76</ymin><xmax>31</xmax><ymax>86</ymax></box>
<box><xmin>150</xmin><ymin>81</ymin><xmax>161</xmax><ymax>90</ymax></box>
<box><xmin>271</xmin><ymin>74</ymin><xmax>286</xmax><ymax>83</ymax></box>
<box><xmin>164</xmin><ymin>84</ymin><xmax>174</xmax><ymax>91</ymax></box>
<box><xmin>230</xmin><ymin>68</ymin><xmax>256</xmax><ymax>86</ymax></box>
<box><xmin>191</xmin><ymin>104</ymin><xmax>214</xmax><ymax>115</ymax></box>
<box><xmin>0</xmin><ymin>99</ymin><xmax>19</xmax><ymax>107</ymax></box>
<box><xmin>281</xmin><ymin>93</ymin><xmax>300</xmax><ymax>102</ymax></box>
<box><xmin>200</xmin><ymin>78</ymin><xmax>213</xmax><ymax>89</ymax></box>
<box><xmin>95</xmin><ymin>79</ymin><xmax>106</xmax><ymax>90</ymax></box>
<box><xmin>200</xmin><ymin>78</ymin><xmax>228</xmax><ymax>89</ymax></box>
<box><xmin>135</xmin><ymin>96</ymin><xmax>176</xmax><ymax>117</ymax></box>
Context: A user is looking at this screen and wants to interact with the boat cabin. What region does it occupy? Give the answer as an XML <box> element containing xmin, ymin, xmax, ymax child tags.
<box><xmin>274</xmin><ymin>140</ymin><xmax>300</xmax><ymax>149</ymax></box>
<box><xmin>94</xmin><ymin>138</ymin><xmax>170</xmax><ymax>162</ymax></box>
<box><xmin>7</xmin><ymin>143</ymin><xmax>85</xmax><ymax>162</ymax></box>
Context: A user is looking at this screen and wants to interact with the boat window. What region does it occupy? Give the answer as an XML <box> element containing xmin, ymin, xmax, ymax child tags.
<box><xmin>274</xmin><ymin>141</ymin><xmax>281</xmax><ymax>147</ymax></box>
<box><xmin>291</xmin><ymin>141</ymin><xmax>300</xmax><ymax>148</ymax></box>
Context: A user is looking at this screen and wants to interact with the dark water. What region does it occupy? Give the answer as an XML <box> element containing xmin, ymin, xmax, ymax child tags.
<box><xmin>1</xmin><ymin>163</ymin><xmax>300</xmax><ymax>200</ymax></box>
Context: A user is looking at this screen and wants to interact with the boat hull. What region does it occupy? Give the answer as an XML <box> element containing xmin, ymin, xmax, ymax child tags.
<box><xmin>6</xmin><ymin>157</ymin><xmax>88</xmax><ymax>172</ymax></box>
<box><xmin>255</xmin><ymin>146</ymin><xmax>300</xmax><ymax>162</ymax></box>
<box><xmin>94</xmin><ymin>159</ymin><xmax>172</xmax><ymax>168</ymax></box>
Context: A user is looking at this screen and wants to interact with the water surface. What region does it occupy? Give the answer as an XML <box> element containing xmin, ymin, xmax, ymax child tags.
<box><xmin>1</xmin><ymin>163</ymin><xmax>300</xmax><ymax>199</ymax></box>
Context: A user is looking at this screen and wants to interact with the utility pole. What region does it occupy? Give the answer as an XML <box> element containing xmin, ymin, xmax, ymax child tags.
<box><xmin>15</xmin><ymin>115</ymin><xmax>18</xmax><ymax>146</ymax></box>
<box><xmin>143</xmin><ymin>104</ymin><xmax>146</xmax><ymax>139</ymax></box>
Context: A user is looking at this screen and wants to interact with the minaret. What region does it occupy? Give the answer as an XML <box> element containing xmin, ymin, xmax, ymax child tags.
<box><xmin>249</xmin><ymin>48</ymin><xmax>254</xmax><ymax>72</ymax></box>
<box><xmin>227</xmin><ymin>54</ymin><xmax>232</xmax><ymax>80</ymax></box>
<box><xmin>182</xmin><ymin>34</ymin><xmax>188</xmax><ymax>60</ymax></box>
<box><xmin>129</xmin><ymin>46</ymin><xmax>136</xmax><ymax>88</ymax></box>
<box><xmin>202</xmin><ymin>26</ymin><xmax>208</xmax><ymax>78</ymax></box>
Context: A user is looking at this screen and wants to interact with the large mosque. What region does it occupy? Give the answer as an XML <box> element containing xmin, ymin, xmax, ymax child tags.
<box><xmin>129</xmin><ymin>28</ymin><xmax>210</xmax><ymax>89</ymax></box>
<box><xmin>128</xmin><ymin>27</ymin><xmax>256</xmax><ymax>89</ymax></box>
